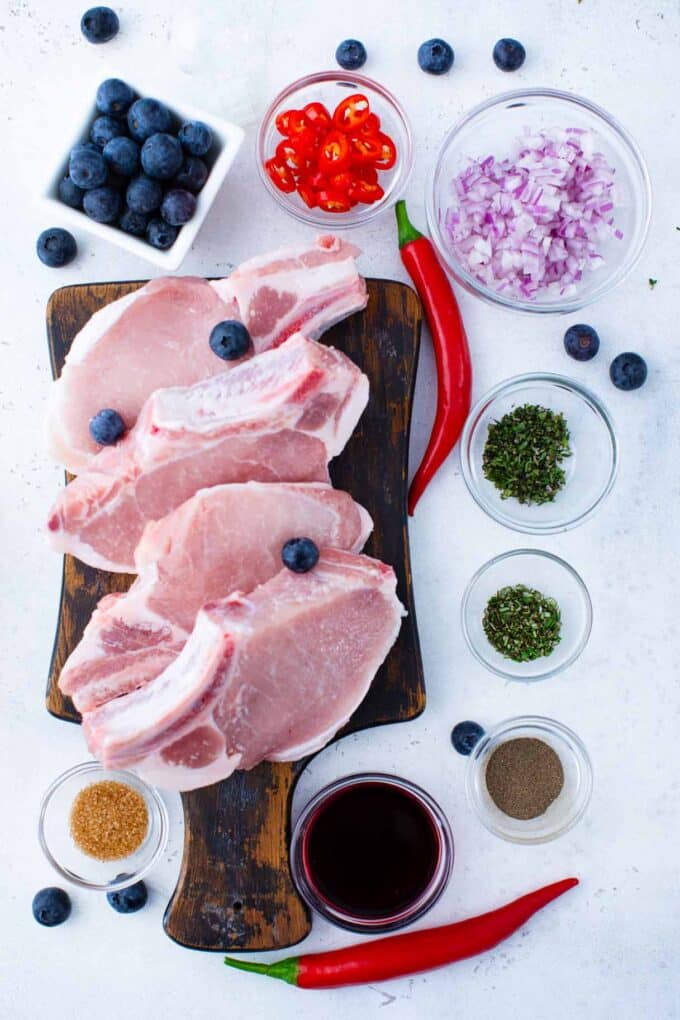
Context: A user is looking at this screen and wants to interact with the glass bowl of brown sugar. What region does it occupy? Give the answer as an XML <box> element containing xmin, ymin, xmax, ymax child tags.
<box><xmin>38</xmin><ymin>762</ymin><xmax>169</xmax><ymax>891</ymax></box>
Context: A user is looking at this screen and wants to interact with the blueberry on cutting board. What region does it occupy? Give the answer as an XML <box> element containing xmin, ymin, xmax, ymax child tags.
<box><xmin>32</xmin><ymin>887</ymin><xmax>72</xmax><ymax>926</ymax></box>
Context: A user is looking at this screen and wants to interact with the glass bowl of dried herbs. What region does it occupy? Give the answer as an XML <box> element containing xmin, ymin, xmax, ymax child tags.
<box><xmin>461</xmin><ymin>549</ymin><xmax>592</xmax><ymax>681</ymax></box>
<box><xmin>461</xmin><ymin>373</ymin><xmax>618</xmax><ymax>534</ymax></box>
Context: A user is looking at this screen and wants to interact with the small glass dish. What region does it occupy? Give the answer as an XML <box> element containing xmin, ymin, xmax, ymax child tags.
<box><xmin>38</xmin><ymin>761</ymin><xmax>169</xmax><ymax>891</ymax></box>
<box><xmin>461</xmin><ymin>549</ymin><xmax>592</xmax><ymax>681</ymax></box>
<box><xmin>290</xmin><ymin>773</ymin><xmax>453</xmax><ymax>933</ymax></box>
<box><xmin>427</xmin><ymin>88</ymin><xmax>651</xmax><ymax>313</ymax></box>
<box><xmin>257</xmin><ymin>70</ymin><xmax>414</xmax><ymax>228</ymax></box>
<box><xmin>466</xmin><ymin>716</ymin><xmax>593</xmax><ymax>843</ymax></box>
<box><xmin>461</xmin><ymin>373</ymin><xmax>618</xmax><ymax>534</ymax></box>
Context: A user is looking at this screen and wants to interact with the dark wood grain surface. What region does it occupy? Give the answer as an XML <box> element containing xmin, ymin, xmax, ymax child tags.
<box><xmin>45</xmin><ymin>277</ymin><xmax>424</xmax><ymax>951</ymax></box>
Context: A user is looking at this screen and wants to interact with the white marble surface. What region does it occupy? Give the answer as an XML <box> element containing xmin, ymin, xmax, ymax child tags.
<box><xmin>2</xmin><ymin>0</ymin><xmax>679</xmax><ymax>1017</ymax></box>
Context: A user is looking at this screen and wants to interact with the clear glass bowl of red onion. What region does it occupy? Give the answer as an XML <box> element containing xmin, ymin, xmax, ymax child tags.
<box><xmin>427</xmin><ymin>89</ymin><xmax>651</xmax><ymax>313</ymax></box>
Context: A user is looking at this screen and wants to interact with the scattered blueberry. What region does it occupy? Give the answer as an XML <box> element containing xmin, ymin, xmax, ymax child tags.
<box><xmin>90</xmin><ymin>114</ymin><xmax>126</xmax><ymax>148</ymax></box>
<box><xmin>32</xmin><ymin>887</ymin><xmax>72</xmax><ymax>927</ymax></box>
<box><xmin>335</xmin><ymin>38</ymin><xmax>367</xmax><ymax>71</ymax></box>
<box><xmin>209</xmin><ymin>320</ymin><xmax>252</xmax><ymax>361</ymax></box>
<box><xmin>119</xmin><ymin>207</ymin><xmax>149</xmax><ymax>237</ymax></box>
<box><xmin>37</xmin><ymin>228</ymin><xmax>77</xmax><ymax>268</ymax></box>
<box><xmin>161</xmin><ymin>188</ymin><xmax>197</xmax><ymax>226</ymax></box>
<box><xmin>173</xmin><ymin>155</ymin><xmax>208</xmax><ymax>193</ymax></box>
<box><xmin>127</xmin><ymin>97</ymin><xmax>172</xmax><ymax>142</ymax></box>
<box><xmin>107</xmin><ymin>879</ymin><xmax>148</xmax><ymax>913</ymax></box>
<box><xmin>451</xmin><ymin>720</ymin><xmax>485</xmax><ymax>756</ymax></box>
<box><xmin>103</xmin><ymin>136</ymin><xmax>139</xmax><ymax>176</ymax></box>
<box><xmin>564</xmin><ymin>323</ymin><xmax>600</xmax><ymax>362</ymax></box>
<box><xmin>96</xmin><ymin>78</ymin><xmax>135</xmax><ymax>116</ymax></box>
<box><xmin>178</xmin><ymin>120</ymin><xmax>213</xmax><ymax>157</ymax></box>
<box><xmin>146</xmin><ymin>217</ymin><xmax>178</xmax><ymax>250</ymax></box>
<box><xmin>610</xmin><ymin>352</ymin><xmax>647</xmax><ymax>391</ymax></box>
<box><xmin>492</xmin><ymin>38</ymin><xmax>526</xmax><ymax>72</ymax></box>
<box><xmin>83</xmin><ymin>185</ymin><xmax>122</xmax><ymax>223</ymax></box>
<box><xmin>141</xmin><ymin>133</ymin><xmax>183</xmax><ymax>180</ymax></box>
<box><xmin>80</xmin><ymin>6</ymin><xmax>119</xmax><ymax>44</ymax></box>
<box><xmin>281</xmin><ymin>537</ymin><xmax>320</xmax><ymax>573</ymax></box>
<box><xmin>126</xmin><ymin>174</ymin><xmax>163</xmax><ymax>214</ymax></box>
<box><xmin>69</xmin><ymin>146</ymin><xmax>108</xmax><ymax>189</ymax></box>
<box><xmin>89</xmin><ymin>408</ymin><xmax>125</xmax><ymax>444</ymax></box>
<box><xmin>418</xmin><ymin>38</ymin><xmax>454</xmax><ymax>75</ymax></box>
<box><xmin>58</xmin><ymin>175</ymin><xmax>84</xmax><ymax>209</ymax></box>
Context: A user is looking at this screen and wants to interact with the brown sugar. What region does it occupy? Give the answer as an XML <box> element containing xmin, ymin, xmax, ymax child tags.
<box><xmin>485</xmin><ymin>737</ymin><xmax>564</xmax><ymax>820</ymax></box>
<box><xmin>70</xmin><ymin>781</ymin><xmax>149</xmax><ymax>860</ymax></box>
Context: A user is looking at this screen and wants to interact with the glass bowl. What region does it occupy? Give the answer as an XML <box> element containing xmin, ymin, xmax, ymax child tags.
<box><xmin>427</xmin><ymin>88</ymin><xmax>651</xmax><ymax>313</ymax></box>
<box><xmin>461</xmin><ymin>373</ymin><xmax>618</xmax><ymax>534</ymax></box>
<box><xmin>257</xmin><ymin>70</ymin><xmax>414</xmax><ymax>227</ymax></box>
<box><xmin>461</xmin><ymin>549</ymin><xmax>592</xmax><ymax>681</ymax></box>
<box><xmin>466</xmin><ymin>716</ymin><xmax>593</xmax><ymax>843</ymax></box>
<box><xmin>38</xmin><ymin>762</ymin><xmax>169</xmax><ymax>891</ymax></box>
<box><xmin>290</xmin><ymin>773</ymin><xmax>453</xmax><ymax>933</ymax></box>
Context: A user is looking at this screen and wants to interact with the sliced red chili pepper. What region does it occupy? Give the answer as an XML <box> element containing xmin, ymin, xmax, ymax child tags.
<box><xmin>296</xmin><ymin>179</ymin><xmax>318</xmax><ymax>208</ymax></box>
<box><xmin>328</xmin><ymin>171</ymin><xmax>354</xmax><ymax>194</ymax></box>
<box><xmin>302</xmin><ymin>101</ymin><xmax>332</xmax><ymax>133</ymax></box>
<box><xmin>374</xmin><ymin>132</ymin><xmax>397</xmax><ymax>170</ymax></box>
<box><xmin>354</xmin><ymin>164</ymin><xmax>378</xmax><ymax>184</ymax></box>
<box><xmin>318</xmin><ymin>130</ymin><xmax>351</xmax><ymax>173</ymax></box>
<box><xmin>264</xmin><ymin>157</ymin><xmax>296</xmax><ymax>193</ymax></box>
<box><xmin>358</xmin><ymin>112</ymin><xmax>381</xmax><ymax>137</ymax></box>
<box><xmin>307</xmin><ymin>169</ymin><xmax>331</xmax><ymax>190</ymax></box>
<box><xmin>274</xmin><ymin>109</ymin><xmax>293</xmax><ymax>135</ymax></box>
<box><xmin>275</xmin><ymin>139</ymin><xmax>309</xmax><ymax>172</ymax></box>
<box><xmin>349</xmin><ymin>178</ymin><xmax>385</xmax><ymax>205</ymax></box>
<box><xmin>317</xmin><ymin>189</ymin><xmax>352</xmax><ymax>213</ymax></box>
<box><xmin>275</xmin><ymin>108</ymin><xmax>310</xmax><ymax>139</ymax></box>
<box><xmin>333</xmin><ymin>93</ymin><xmax>371</xmax><ymax>132</ymax></box>
<box><xmin>348</xmin><ymin>134</ymin><xmax>383</xmax><ymax>164</ymax></box>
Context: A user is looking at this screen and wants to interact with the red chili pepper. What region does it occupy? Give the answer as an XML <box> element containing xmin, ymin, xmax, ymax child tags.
<box><xmin>358</xmin><ymin>111</ymin><xmax>381</xmax><ymax>136</ymax></box>
<box><xmin>348</xmin><ymin>177</ymin><xmax>384</xmax><ymax>204</ymax></box>
<box><xmin>302</xmin><ymin>101</ymin><xmax>332</xmax><ymax>133</ymax></box>
<box><xmin>317</xmin><ymin>188</ymin><xmax>352</xmax><ymax>213</ymax></box>
<box><xmin>318</xmin><ymin>130</ymin><xmax>351</xmax><ymax>173</ymax></box>
<box><xmin>333</xmin><ymin>93</ymin><xmax>370</xmax><ymax>131</ymax></box>
<box><xmin>348</xmin><ymin>134</ymin><xmax>382</xmax><ymax>164</ymax></box>
<box><xmin>224</xmin><ymin>877</ymin><xmax>578</xmax><ymax>989</ymax></box>
<box><xmin>395</xmin><ymin>200</ymin><xmax>472</xmax><ymax>515</ymax></box>
<box><xmin>374</xmin><ymin>132</ymin><xmax>397</xmax><ymax>170</ymax></box>
<box><xmin>264</xmin><ymin>157</ymin><xmax>296</xmax><ymax>193</ymax></box>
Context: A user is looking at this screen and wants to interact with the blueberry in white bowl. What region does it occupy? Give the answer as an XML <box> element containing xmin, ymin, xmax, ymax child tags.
<box><xmin>161</xmin><ymin>188</ymin><xmax>197</xmax><ymax>226</ymax></box>
<box><xmin>141</xmin><ymin>133</ymin><xmax>184</xmax><ymax>180</ymax></box>
<box><xmin>146</xmin><ymin>217</ymin><xmax>178</xmax><ymax>250</ymax></box>
<box><xmin>91</xmin><ymin>115</ymin><xmax>126</xmax><ymax>148</ymax></box>
<box><xmin>96</xmin><ymin>78</ymin><xmax>135</xmax><ymax>116</ymax></box>
<box><xmin>173</xmin><ymin>155</ymin><xmax>208</xmax><ymax>193</ymax></box>
<box><xmin>58</xmin><ymin>176</ymin><xmax>84</xmax><ymax>209</ymax></box>
<box><xmin>83</xmin><ymin>186</ymin><xmax>121</xmax><ymax>223</ymax></box>
<box><xmin>103</xmin><ymin>136</ymin><xmax>139</xmax><ymax>177</ymax></box>
<box><xmin>119</xmin><ymin>207</ymin><xmax>148</xmax><ymax>236</ymax></box>
<box><xmin>127</xmin><ymin>97</ymin><xmax>173</xmax><ymax>142</ymax></box>
<box><xmin>178</xmin><ymin>120</ymin><xmax>213</xmax><ymax>156</ymax></box>
<box><xmin>69</xmin><ymin>147</ymin><xmax>107</xmax><ymax>189</ymax></box>
<box><xmin>126</xmin><ymin>174</ymin><xmax>162</xmax><ymax>214</ymax></box>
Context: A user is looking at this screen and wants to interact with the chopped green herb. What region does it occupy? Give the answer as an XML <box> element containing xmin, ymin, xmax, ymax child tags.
<box><xmin>483</xmin><ymin>584</ymin><xmax>562</xmax><ymax>662</ymax></box>
<box><xmin>482</xmin><ymin>404</ymin><xmax>571</xmax><ymax>505</ymax></box>
<box><xmin>649</xmin><ymin>278</ymin><xmax>658</xmax><ymax>289</ymax></box>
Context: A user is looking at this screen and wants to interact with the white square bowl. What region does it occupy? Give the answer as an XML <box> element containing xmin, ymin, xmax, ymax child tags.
<box><xmin>42</xmin><ymin>78</ymin><xmax>244</xmax><ymax>271</ymax></box>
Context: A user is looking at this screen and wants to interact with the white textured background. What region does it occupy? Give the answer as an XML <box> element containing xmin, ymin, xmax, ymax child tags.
<box><xmin>2</xmin><ymin>1</ymin><xmax>679</xmax><ymax>1017</ymax></box>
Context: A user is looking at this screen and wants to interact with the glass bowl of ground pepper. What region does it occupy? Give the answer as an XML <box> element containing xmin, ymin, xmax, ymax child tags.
<box><xmin>461</xmin><ymin>548</ymin><xmax>592</xmax><ymax>681</ymax></box>
<box><xmin>38</xmin><ymin>762</ymin><xmax>168</xmax><ymax>891</ymax></box>
<box><xmin>466</xmin><ymin>716</ymin><xmax>593</xmax><ymax>843</ymax></box>
<box><xmin>461</xmin><ymin>373</ymin><xmax>618</xmax><ymax>534</ymax></box>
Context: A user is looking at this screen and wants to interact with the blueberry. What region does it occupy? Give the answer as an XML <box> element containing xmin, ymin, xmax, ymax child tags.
<box><xmin>89</xmin><ymin>408</ymin><xmax>125</xmax><ymax>444</ymax></box>
<box><xmin>564</xmin><ymin>323</ymin><xmax>600</xmax><ymax>361</ymax></box>
<box><xmin>173</xmin><ymin>155</ymin><xmax>208</xmax><ymax>193</ymax></box>
<box><xmin>126</xmin><ymin>174</ymin><xmax>162</xmax><ymax>214</ymax></box>
<box><xmin>492</xmin><ymin>38</ymin><xmax>526</xmax><ymax>72</ymax></box>
<box><xmin>107</xmin><ymin>879</ymin><xmax>148</xmax><ymax>913</ymax></box>
<box><xmin>146</xmin><ymin>217</ymin><xmax>178</xmax><ymax>250</ymax></box>
<box><xmin>90</xmin><ymin>115</ymin><xmax>126</xmax><ymax>148</ymax></box>
<box><xmin>281</xmin><ymin>537</ymin><xmax>320</xmax><ymax>573</ymax></box>
<box><xmin>418</xmin><ymin>38</ymin><xmax>454</xmax><ymax>75</ymax></box>
<box><xmin>96</xmin><ymin>78</ymin><xmax>135</xmax><ymax>116</ymax></box>
<box><xmin>80</xmin><ymin>6</ymin><xmax>119</xmax><ymax>44</ymax></box>
<box><xmin>83</xmin><ymin>185</ymin><xmax>121</xmax><ymax>223</ymax></box>
<box><xmin>119</xmin><ymin>207</ymin><xmax>148</xmax><ymax>236</ymax></box>
<box><xmin>610</xmin><ymin>352</ymin><xmax>647</xmax><ymax>391</ymax></box>
<box><xmin>335</xmin><ymin>38</ymin><xmax>367</xmax><ymax>71</ymax></box>
<box><xmin>209</xmin><ymin>320</ymin><xmax>252</xmax><ymax>361</ymax></box>
<box><xmin>58</xmin><ymin>175</ymin><xmax>84</xmax><ymax>209</ymax></box>
<box><xmin>71</xmin><ymin>141</ymin><xmax>101</xmax><ymax>157</ymax></box>
<box><xmin>177</xmin><ymin>120</ymin><xmax>213</xmax><ymax>157</ymax></box>
<box><xmin>103</xmin><ymin>136</ymin><xmax>139</xmax><ymax>176</ymax></box>
<box><xmin>37</xmin><ymin>228</ymin><xmax>77</xmax><ymax>268</ymax></box>
<box><xmin>451</xmin><ymin>720</ymin><xmax>485</xmax><ymax>756</ymax></box>
<box><xmin>32</xmin><ymin>887</ymin><xmax>72</xmax><ymax>927</ymax></box>
<box><xmin>69</xmin><ymin>146</ymin><xmax>107</xmax><ymax>189</ymax></box>
<box><xmin>141</xmin><ymin>133</ymin><xmax>183</xmax><ymax>180</ymax></box>
<box><xmin>127</xmin><ymin>98</ymin><xmax>172</xmax><ymax>142</ymax></box>
<box><xmin>161</xmin><ymin>188</ymin><xmax>197</xmax><ymax>226</ymax></box>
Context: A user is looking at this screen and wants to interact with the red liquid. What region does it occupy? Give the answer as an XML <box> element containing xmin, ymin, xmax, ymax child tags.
<box><xmin>302</xmin><ymin>781</ymin><xmax>441</xmax><ymax>920</ymax></box>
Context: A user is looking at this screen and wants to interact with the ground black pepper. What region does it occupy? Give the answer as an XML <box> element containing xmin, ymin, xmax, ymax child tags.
<box><xmin>485</xmin><ymin>738</ymin><xmax>564</xmax><ymax>820</ymax></box>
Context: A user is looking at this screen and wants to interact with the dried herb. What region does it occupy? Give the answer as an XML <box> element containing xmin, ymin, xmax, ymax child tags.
<box><xmin>483</xmin><ymin>584</ymin><xmax>561</xmax><ymax>662</ymax></box>
<box><xmin>483</xmin><ymin>403</ymin><xmax>571</xmax><ymax>505</ymax></box>
<box><xmin>485</xmin><ymin>738</ymin><xmax>564</xmax><ymax>819</ymax></box>
<box><xmin>648</xmin><ymin>277</ymin><xmax>658</xmax><ymax>289</ymax></box>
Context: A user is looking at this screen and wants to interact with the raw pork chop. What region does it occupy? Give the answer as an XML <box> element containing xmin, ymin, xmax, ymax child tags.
<box><xmin>47</xmin><ymin>334</ymin><xmax>368</xmax><ymax>572</ymax></box>
<box><xmin>46</xmin><ymin>235</ymin><xmax>367</xmax><ymax>473</ymax></box>
<box><xmin>83</xmin><ymin>550</ymin><xmax>404</xmax><ymax>791</ymax></box>
<box><xmin>59</xmin><ymin>482</ymin><xmax>372</xmax><ymax>713</ymax></box>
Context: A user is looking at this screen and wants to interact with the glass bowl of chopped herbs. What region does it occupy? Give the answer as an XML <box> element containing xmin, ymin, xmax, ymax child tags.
<box><xmin>461</xmin><ymin>549</ymin><xmax>592</xmax><ymax>681</ymax></box>
<box><xmin>461</xmin><ymin>373</ymin><xmax>618</xmax><ymax>534</ymax></box>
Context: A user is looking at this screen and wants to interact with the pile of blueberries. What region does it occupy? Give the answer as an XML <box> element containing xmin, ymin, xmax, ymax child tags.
<box><xmin>48</xmin><ymin>78</ymin><xmax>214</xmax><ymax>261</ymax></box>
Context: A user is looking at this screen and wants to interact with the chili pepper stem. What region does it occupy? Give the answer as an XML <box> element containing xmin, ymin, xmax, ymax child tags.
<box><xmin>395</xmin><ymin>199</ymin><xmax>423</xmax><ymax>247</ymax></box>
<box><xmin>224</xmin><ymin>955</ymin><xmax>299</xmax><ymax>986</ymax></box>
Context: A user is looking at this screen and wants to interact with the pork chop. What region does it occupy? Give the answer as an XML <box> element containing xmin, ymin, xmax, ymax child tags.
<box><xmin>47</xmin><ymin>334</ymin><xmax>369</xmax><ymax>571</ymax></box>
<box><xmin>46</xmin><ymin>236</ymin><xmax>367</xmax><ymax>473</ymax></box>
<box><xmin>59</xmin><ymin>482</ymin><xmax>372</xmax><ymax>713</ymax></box>
<box><xmin>83</xmin><ymin>550</ymin><xmax>404</xmax><ymax>791</ymax></box>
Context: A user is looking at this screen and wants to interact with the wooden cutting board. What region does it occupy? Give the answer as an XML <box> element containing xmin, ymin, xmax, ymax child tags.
<box><xmin>45</xmin><ymin>277</ymin><xmax>425</xmax><ymax>952</ymax></box>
